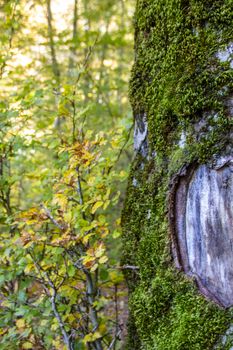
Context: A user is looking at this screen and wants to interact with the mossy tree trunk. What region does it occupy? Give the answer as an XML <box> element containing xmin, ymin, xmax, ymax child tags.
<box><xmin>122</xmin><ymin>1</ymin><xmax>233</xmax><ymax>349</ymax></box>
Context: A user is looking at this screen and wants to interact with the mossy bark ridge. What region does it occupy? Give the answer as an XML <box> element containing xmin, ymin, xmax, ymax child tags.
<box><xmin>122</xmin><ymin>0</ymin><xmax>233</xmax><ymax>349</ymax></box>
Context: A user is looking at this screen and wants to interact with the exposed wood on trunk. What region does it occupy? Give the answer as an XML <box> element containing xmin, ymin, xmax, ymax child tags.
<box><xmin>169</xmin><ymin>156</ymin><xmax>233</xmax><ymax>308</ymax></box>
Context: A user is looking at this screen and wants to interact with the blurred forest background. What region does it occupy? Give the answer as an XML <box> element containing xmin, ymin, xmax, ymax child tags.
<box><xmin>0</xmin><ymin>0</ymin><xmax>134</xmax><ymax>349</ymax></box>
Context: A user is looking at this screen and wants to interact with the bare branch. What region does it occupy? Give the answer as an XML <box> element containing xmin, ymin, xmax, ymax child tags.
<box><xmin>49</xmin><ymin>280</ymin><xmax>74</xmax><ymax>350</ymax></box>
<box><xmin>114</xmin><ymin>265</ymin><xmax>139</xmax><ymax>271</ymax></box>
<box><xmin>107</xmin><ymin>329</ymin><xmax>122</xmax><ymax>350</ymax></box>
<box><xmin>106</xmin><ymin>124</ymin><xmax>133</xmax><ymax>175</ymax></box>
<box><xmin>41</xmin><ymin>204</ymin><xmax>65</xmax><ymax>230</ymax></box>
<box><xmin>84</xmin><ymin>270</ymin><xmax>103</xmax><ymax>350</ymax></box>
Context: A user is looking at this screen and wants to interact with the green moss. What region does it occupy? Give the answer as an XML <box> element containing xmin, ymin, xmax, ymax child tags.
<box><xmin>129</xmin><ymin>0</ymin><xmax>233</xmax><ymax>154</ymax></box>
<box><xmin>122</xmin><ymin>159</ymin><xmax>231</xmax><ymax>348</ymax></box>
<box><xmin>131</xmin><ymin>271</ymin><xmax>229</xmax><ymax>350</ymax></box>
<box><xmin>123</xmin><ymin>1</ymin><xmax>233</xmax><ymax>348</ymax></box>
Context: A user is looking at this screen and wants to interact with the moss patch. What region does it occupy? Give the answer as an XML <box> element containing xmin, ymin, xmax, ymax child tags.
<box><xmin>123</xmin><ymin>0</ymin><xmax>233</xmax><ymax>348</ymax></box>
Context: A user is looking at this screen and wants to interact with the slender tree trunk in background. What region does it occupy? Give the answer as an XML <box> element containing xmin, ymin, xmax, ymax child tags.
<box><xmin>83</xmin><ymin>0</ymin><xmax>91</xmax><ymax>102</ymax></box>
<box><xmin>46</xmin><ymin>0</ymin><xmax>60</xmax><ymax>86</ymax></box>
<box><xmin>122</xmin><ymin>1</ymin><xmax>233</xmax><ymax>349</ymax></box>
<box><xmin>46</xmin><ymin>0</ymin><xmax>63</xmax><ymax>132</ymax></box>
<box><xmin>117</xmin><ymin>0</ymin><xmax>125</xmax><ymax>116</ymax></box>
<box><xmin>68</xmin><ymin>0</ymin><xmax>78</xmax><ymax>73</ymax></box>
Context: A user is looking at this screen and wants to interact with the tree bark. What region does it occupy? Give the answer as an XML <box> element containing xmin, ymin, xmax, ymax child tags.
<box><xmin>122</xmin><ymin>1</ymin><xmax>233</xmax><ymax>349</ymax></box>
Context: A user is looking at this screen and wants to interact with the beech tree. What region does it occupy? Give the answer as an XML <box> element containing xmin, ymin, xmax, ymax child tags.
<box><xmin>122</xmin><ymin>1</ymin><xmax>233</xmax><ymax>349</ymax></box>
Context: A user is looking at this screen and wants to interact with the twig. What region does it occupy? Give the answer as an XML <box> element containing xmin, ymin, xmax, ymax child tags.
<box><xmin>46</xmin><ymin>275</ymin><xmax>74</xmax><ymax>350</ymax></box>
<box><xmin>30</xmin><ymin>253</ymin><xmax>74</xmax><ymax>350</ymax></box>
<box><xmin>75</xmin><ymin>167</ymin><xmax>87</xmax><ymax>221</ymax></box>
<box><xmin>106</xmin><ymin>124</ymin><xmax>133</xmax><ymax>175</ymax></box>
<box><xmin>76</xmin><ymin>168</ymin><xmax>84</xmax><ymax>205</ymax></box>
<box><xmin>84</xmin><ymin>271</ymin><xmax>103</xmax><ymax>350</ymax></box>
<box><xmin>107</xmin><ymin>329</ymin><xmax>122</xmax><ymax>350</ymax></box>
<box><xmin>114</xmin><ymin>284</ymin><xmax>119</xmax><ymax>350</ymax></box>
<box><xmin>40</xmin><ymin>204</ymin><xmax>64</xmax><ymax>230</ymax></box>
<box><xmin>73</xmin><ymin>35</ymin><xmax>99</xmax><ymax>91</ymax></box>
<box><xmin>114</xmin><ymin>265</ymin><xmax>139</xmax><ymax>271</ymax></box>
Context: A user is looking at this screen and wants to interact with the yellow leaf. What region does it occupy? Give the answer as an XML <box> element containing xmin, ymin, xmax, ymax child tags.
<box><xmin>119</xmin><ymin>170</ymin><xmax>127</xmax><ymax>178</ymax></box>
<box><xmin>92</xmin><ymin>331</ymin><xmax>102</xmax><ymax>340</ymax></box>
<box><xmin>51</xmin><ymin>323</ymin><xmax>59</xmax><ymax>331</ymax></box>
<box><xmin>116</xmin><ymin>218</ymin><xmax>121</xmax><ymax>225</ymax></box>
<box><xmin>87</xmin><ymin>176</ymin><xmax>96</xmax><ymax>186</ymax></box>
<box><xmin>91</xmin><ymin>201</ymin><xmax>103</xmax><ymax>214</ymax></box>
<box><xmin>103</xmin><ymin>188</ymin><xmax>111</xmax><ymax>200</ymax></box>
<box><xmin>95</xmin><ymin>243</ymin><xmax>105</xmax><ymax>258</ymax></box>
<box><xmin>64</xmin><ymin>211</ymin><xmax>73</xmax><ymax>223</ymax></box>
<box><xmin>52</xmin><ymin>339</ymin><xmax>62</xmax><ymax>348</ymax></box>
<box><xmin>109</xmin><ymin>271</ymin><xmax>124</xmax><ymax>284</ymax></box>
<box><xmin>103</xmin><ymin>200</ymin><xmax>110</xmax><ymax>210</ymax></box>
<box><xmin>16</xmin><ymin>319</ymin><xmax>25</xmax><ymax>329</ymax></box>
<box><xmin>22</xmin><ymin>342</ymin><xmax>33</xmax><ymax>349</ymax></box>
<box><xmin>67</xmin><ymin>314</ymin><xmax>76</xmax><ymax>323</ymax></box>
<box><xmin>24</xmin><ymin>263</ymin><xmax>34</xmax><ymax>274</ymax></box>
<box><xmin>99</xmin><ymin>323</ymin><xmax>107</xmax><ymax>334</ymax></box>
<box><xmin>99</xmin><ymin>255</ymin><xmax>108</xmax><ymax>264</ymax></box>
<box><xmin>53</xmin><ymin>194</ymin><xmax>68</xmax><ymax>211</ymax></box>
<box><xmin>82</xmin><ymin>233</ymin><xmax>94</xmax><ymax>244</ymax></box>
<box><xmin>83</xmin><ymin>333</ymin><xmax>93</xmax><ymax>344</ymax></box>
<box><xmin>58</xmin><ymin>103</ymin><xmax>70</xmax><ymax>117</ymax></box>
<box><xmin>63</xmin><ymin>169</ymin><xmax>75</xmax><ymax>183</ymax></box>
<box><xmin>111</xmin><ymin>139</ymin><xmax>120</xmax><ymax>148</ymax></box>
<box><xmin>25</xmin><ymin>219</ymin><xmax>38</xmax><ymax>225</ymax></box>
<box><xmin>90</xmin><ymin>263</ymin><xmax>98</xmax><ymax>272</ymax></box>
<box><xmin>19</xmin><ymin>208</ymin><xmax>39</xmax><ymax>219</ymax></box>
<box><xmin>83</xmin><ymin>255</ymin><xmax>95</xmax><ymax>266</ymax></box>
<box><xmin>113</xmin><ymin>230</ymin><xmax>121</xmax><ymax>239</ymax></box>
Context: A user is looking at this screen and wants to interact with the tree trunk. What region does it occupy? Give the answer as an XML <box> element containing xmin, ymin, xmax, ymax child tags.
<box><xmin>122</xmin><ymin>1</ymin><xmax>233</xmax><ymax>349</ymax></box>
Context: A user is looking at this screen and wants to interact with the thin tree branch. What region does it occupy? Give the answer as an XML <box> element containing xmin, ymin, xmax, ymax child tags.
<box><xmin>40</xmin><ymin>204</ymin><xmax>65</xmax><ymax>230</ymax></box>
<box><xmin>114</xmin><ymin>265</ymin><xmax>139</xmax><ymax>271</ymax></box>
<box><xmin>113</xmin><ymin>284</ymin><xmax>119</xmax><ymax>350</ymax></box>
<box><xmin>29</xmin><ymin>252</ymin><xmax>74</xmax><ymax>350</ymax></box>
<box><xmin>107</xmin><ymin>329</ymin><xmax>122</xmax><ymax>350</ymax></box>
<box><xmin>84</xmin><ymin>270</ymin><xmax>103</xmax><ymax>350</ymax></box>
<box><xmin>106</xmin><ymin>124</ymin><xmax>133</xmax><ymax>175</ymax></box>
<box><xmin>47</xmin><ymin>276</ymin><xmax>74</xmax><ymax>350</ymax></box>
